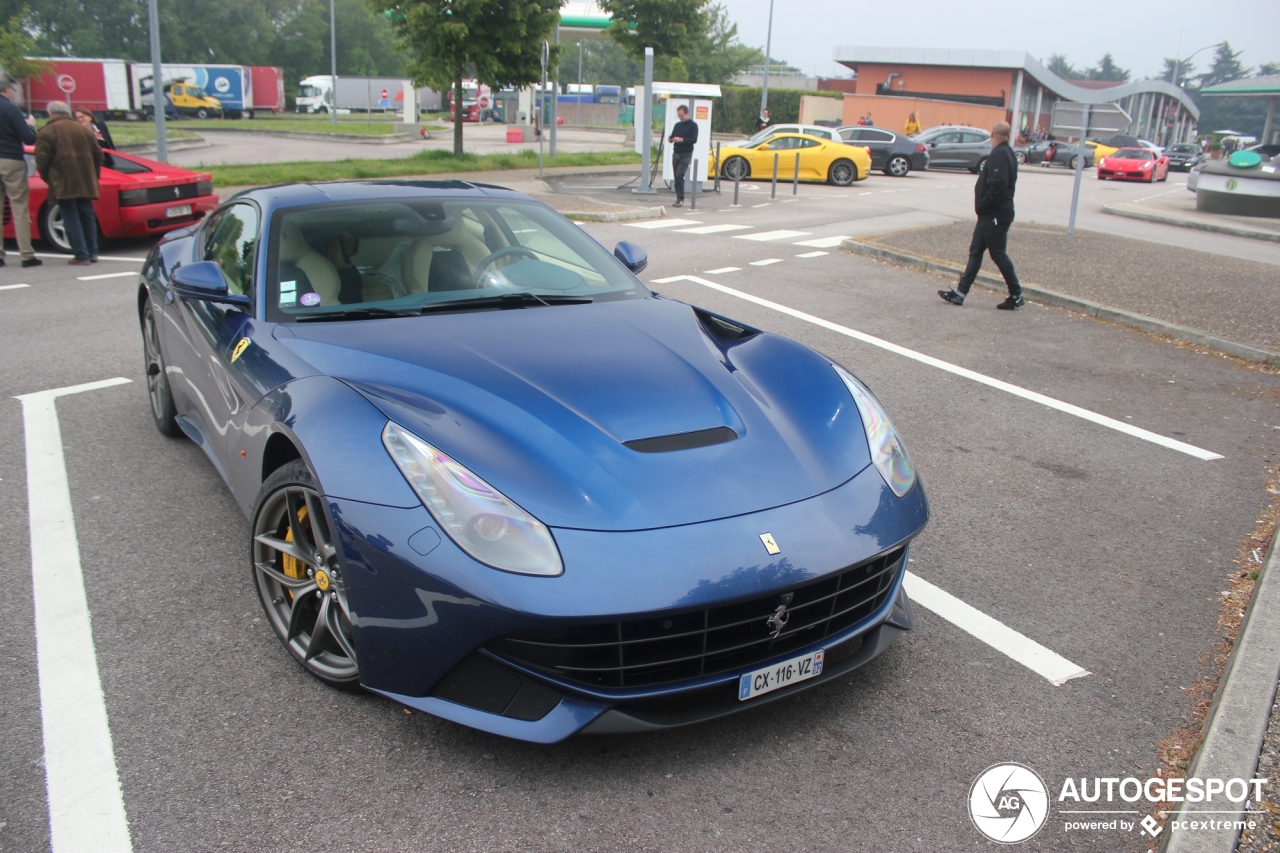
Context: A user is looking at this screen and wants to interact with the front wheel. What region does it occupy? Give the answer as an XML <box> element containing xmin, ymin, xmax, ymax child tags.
<box><xmin>1014</xmin><ymin>151</ymin><xmax>1026</xmax><ymax>164</ymax></box>
<box><xmin>971</xmin><ymin>156</ymin><xmax>988</xmax><ymax>174</ymax></box>
<box><xmin>252</xmin><ymin>460</ymin><xmax>361</xmax><ymax>689</ymax></box>
<box><xmin>722</xmin><ymin>156</ymin><xmax>750</xmax><ymax>180</ymax></box>
<box><xmin>828</xmin><ymin>159</ymin><xmax>857</xmax><ymax>186</ymax></box>
<box><xmin>195</xmin><ymin>108</ymin><xmax>209</xmax><ymax>119</ymax></box>
<box><xmin>886</xmin><ymin>155</ymin><xmax>910</xmax><ymax>177</ymax></box>
<box><xmin>142</xmin><ymin>300</ymin><xmax>181</xmax><ymax>437</ymax></box>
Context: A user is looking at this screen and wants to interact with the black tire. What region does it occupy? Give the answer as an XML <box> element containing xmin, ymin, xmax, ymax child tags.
<box><xmin>1069</xmin><ymin>155</ymin><xmax>1080</xmax><ymax>169</ymax></box>
<box><xmin>196</xmin><ymin>108</ymin><xmax>209</xmax><ymax>119</ymax></box>
<box><xmin>722</xmin><ymin>156</ymin><xmax>750</xmax><ymax>180</ymax></box>
<box><xmin>828</xmin><ymin>159</ymin><xmax>857</xmax><ymax>186</ymax></box>
<box><xmin>251</xmin><ymin>459</ymin><xmax>361</xmax><ymax>689</ymax></box>
<box><xmin>971</xmin><ymin>156</ymin><xmax>988</xmax><ymax>174</ymax></box>
<box><xmin>885</xmin><ymin>155</ymin><xmax>910</xmax><ymax>177</ymax></box>
<box><xmin>37</xmin><ymin>203</ymin><xmax>72</xmax><ymax>253</ymax></box>
<box><xmin>141</xmin><ymin>300</ymin><xmax>181</xmax><ymax>437</ymax></box>
<box><xmin>1014</xmin><ymin>151</ymin><xmax>1026</xmax><ymax>164</ymax></box>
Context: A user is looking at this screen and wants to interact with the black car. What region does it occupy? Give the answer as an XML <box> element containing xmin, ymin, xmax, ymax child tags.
<box><xmin>1015</xmin><ymin>140</ymin><xmax>1095</xmax><ymax>169</ymax></box>
<box><xmin>837</xmin><ymin>126</ymin><xmax>930</xmax><ymax>177</ymax></box>
<box><xmin>1164</xmin><ymin>142</ymin><xmax>1204</xmax><ymax>172</ymax></box>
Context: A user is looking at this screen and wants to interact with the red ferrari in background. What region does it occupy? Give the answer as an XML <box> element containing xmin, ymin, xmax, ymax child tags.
<box><xmin>1097</xmin><ymin>147</ymin><xmax>1169</xmax><ymax>183</ymax></box>
<box><xmin>4</xmin><ymin>146</ymin><xmax>218</xmax><ymax>253</ymax></box>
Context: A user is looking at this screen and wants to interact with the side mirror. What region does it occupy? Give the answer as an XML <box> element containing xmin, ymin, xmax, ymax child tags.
<box><xmin>614</xmin><ymin>241</ymin><xmax>648</xmax><ymax>274</ymax></box>
<box><xmin>171</xmin><ymin>260</ymin><xmax>252</xmax><ymax>308</ymax></box>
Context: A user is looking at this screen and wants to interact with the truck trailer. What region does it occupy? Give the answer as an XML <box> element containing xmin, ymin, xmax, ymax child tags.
<box><xmin>295</xmin><ymin>75</ymin><xmax>415</xmax><ymax>114</ymax></box>
<box><xmin>26</xmin><ymin>58</ymin><xmax>132</xmax><ymax>115</ymax></box>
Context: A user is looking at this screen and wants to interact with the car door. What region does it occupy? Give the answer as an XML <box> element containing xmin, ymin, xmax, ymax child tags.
<box><xmin>958</xmin><ymin>132</ymin><xmax>989</xmax><ymax>168</ymax></box>
<box><xmin>793</xmin><ymin>138</ymin><xmax>825</xmax><ymax>179</ymax></box>
<box><xmin>758</xmin><ymin>136</ymin><xmax>799</xmax><ymax>178</ymax></box>
<box><xmin>926</xmin><ymin>131</ymin><xmax>962</xmax><ymax>167</ymax></box>
<box><xmin>169</xmin><ymin>201</ymin><xmax>261</xmax><ymax>467</ymax></box>
<box><xmin>857</xmin><ymin>128</ymin><xmax>894</xmax><ymax>169</ymax></box>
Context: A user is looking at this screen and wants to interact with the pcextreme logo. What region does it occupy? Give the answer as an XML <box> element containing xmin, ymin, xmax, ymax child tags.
<box><xmin>967</xmin><ymin>763</ymin><xmax>1270</xmax><ymax>844</ymax></box>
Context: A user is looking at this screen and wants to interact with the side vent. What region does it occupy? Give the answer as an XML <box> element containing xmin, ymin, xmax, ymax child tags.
<box><xmin>695</xmin><ymin>308</ymin><xmax>758</xmax><ymax>341</ymax></box>
<box><xmin>624</xmin><ymin>426</ymin><xmax>738</xmax><ymax>453</ymax></box>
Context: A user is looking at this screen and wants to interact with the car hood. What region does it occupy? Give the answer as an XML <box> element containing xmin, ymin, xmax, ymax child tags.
<box><xmin>275</xmin><ymin>297</ymin><xmax>872</xmax><ymax>531</ymax></box>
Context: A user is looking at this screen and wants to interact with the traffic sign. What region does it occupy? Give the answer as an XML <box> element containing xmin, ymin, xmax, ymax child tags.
<box><xmin>1051</xmin><ymin>101</ymin><xmax>1131</xmax><ymax>138</ymax></box>
<box><xmin>380</xmin><ymin>88</ymin><xmax>389</xmax><ymax>100</ymax></box>
<box><xmin>478</xmin><ymin>95</ymin><xmax>491</xmax><ymax>109</ymax></box>
<box><xmin>56</xmin><ymin>74</ymin><xmax>76</xmax><ymax>94</ymax></box>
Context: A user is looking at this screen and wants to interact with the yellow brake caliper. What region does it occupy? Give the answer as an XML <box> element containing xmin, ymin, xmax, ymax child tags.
<box><xmin>281</xmin><ymin>506</ymin><xmax>310</xmax><ymax>599</ymax></box>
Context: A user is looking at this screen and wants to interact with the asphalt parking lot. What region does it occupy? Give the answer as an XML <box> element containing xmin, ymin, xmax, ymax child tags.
<box><xmin>2</xmin><ymin>165</ymin><xmax>1278</xmax><ymax>852</ymax></box>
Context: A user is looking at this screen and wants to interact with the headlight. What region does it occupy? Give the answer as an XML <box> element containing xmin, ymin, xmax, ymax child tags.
<box><xmin>1140</xmin><ymin>161</ymin><xmax>1152</xmax><ymax>169</ymax></box>
<box><xmin>382</xmin><ymin>422</ymin><xmax>563</xmax><ymax>576</ymax></box>
<box><xmin>832</xmin><ymin>364</ymin><xmax>916</xmax><ymax>497</ymax></box>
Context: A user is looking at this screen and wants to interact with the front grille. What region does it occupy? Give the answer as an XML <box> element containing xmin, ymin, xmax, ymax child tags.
<box><xmin>488</xmin><ymin>547</ymin><xmax>905</xmax><ymax>689</ymax></box>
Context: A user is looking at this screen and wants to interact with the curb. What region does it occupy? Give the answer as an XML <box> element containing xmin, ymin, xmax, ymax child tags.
<box><xmin>195</xmin><ymin>128</ymin><xmax>418</xmax><ymax>144</ymax></box>
<box><xmin>840</xmin><ymin>238</ymin><xmax>1280</xmax><ymax>368</ymax></box>
<box><xmin>1102</xmin><ymin>203</ymin><xmax>1280</xmax><ymax>244</ymax></box>
<box><xmin>117</xmin><ymin>138</ymin><xmax>212</xmax><ymax>155</ymax></box>
<box><xmin>564</xmin><ymin>206</ymin><xmax>665</xmax><ymax>222</ymax></box>
<box><xmin>1161</xmin><ymin>526</ymin><xmax>1280</xmax><ymax>853</ymax></box>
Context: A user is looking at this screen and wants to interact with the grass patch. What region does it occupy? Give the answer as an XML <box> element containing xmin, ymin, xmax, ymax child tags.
<box><xmin>208</xmin><ymin>148</ymin><xmax>640</xmax><ymax>187</ymax></box>
<box><xmin>171</xmin><ymin>117</ymin><xmax>405</xmax><ymax>136</ymax></box>
<box><xmin>108</xmin><ymin>124</ymin><xmax>200</xmax><ymax>145</ymax></box>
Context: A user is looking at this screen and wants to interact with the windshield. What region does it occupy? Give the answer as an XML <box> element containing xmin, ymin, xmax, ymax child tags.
<box><xmin>267</xmin><ymin>198</ymin><xmax>646</xmax><ymax>323</ymax></box>
<box><xmin>297</xmin><ymin>85</ymin><xmax>320</xmax><ymax>98</ymax></box>
<box><xmin>188</xmin><ymin>86</ymin><xmax>208</xmax><ymax>99</ymax></box>
<box><xmin>1114</xmin><ymin>149</ymin><xmax>1153</xmax><ymax>160</ymax></box>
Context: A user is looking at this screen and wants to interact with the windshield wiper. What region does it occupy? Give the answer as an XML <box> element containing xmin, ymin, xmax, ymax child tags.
<box><xmin>295</xmin><ymin>307</ymin><xmax>420</xmax><ymax>322</ymax></box>
<box><xmin>418</xmin><ymin>292</ymin><xmax>593</xmax><ymax>314</ymax></box>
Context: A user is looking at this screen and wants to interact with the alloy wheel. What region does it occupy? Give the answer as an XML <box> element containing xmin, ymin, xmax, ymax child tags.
<box><xmin>888</xmin><ymin>156</ymin><xmax>910</xmax><ymax>177</ymax></box>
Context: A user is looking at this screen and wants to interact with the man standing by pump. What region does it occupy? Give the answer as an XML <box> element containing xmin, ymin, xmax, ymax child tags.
<box><xmin>939</xmin><ymin>120</ymin><xmax>1025</xmax><ymax>310</ymax></box>
<box><xmin>667</xmin><ymin>104</ymin><xmax>698</xmax><ymax>208</ymax></box>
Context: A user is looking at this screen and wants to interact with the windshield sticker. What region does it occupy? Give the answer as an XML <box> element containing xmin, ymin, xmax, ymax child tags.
<box><xmin>279</xmin><ymin>279</ymin><xmax>297</xmax><ymax>306</ymax></box>
<box><xmin>300</xmin><ymin>292</ymin><xmax>321</xmax><ymax>307</ymax></box>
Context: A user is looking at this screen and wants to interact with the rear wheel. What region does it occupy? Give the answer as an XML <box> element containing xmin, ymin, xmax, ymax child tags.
<box><xmin>971</xmin><ymin>156</ymin><xmax>988</xmax><ymax>174</ymax></box>
<box><xmin>1069</xmin><ymin>155</ymin><xmax>1080</xmax><ymax>169</ymax></box>
<box><xmin>195</xmin><ymin>107</ymin><xmax>209</xmax><ymax>119</ymax></box>
<box><xmin>886</xmin><ymin>155</ymin><xmax>910</xmax><ymax>177</ymax></box>
<box><xmin>828</xmin><ymin>159</ymin><xmax>857</xmax><ymax>186</ymax></box>
<box><xmin>722</xmin><ymin>156</ymin><xmax>750</xmax><ymax>180</ymax></box>
<box><xmin>142</xmin><ymin>300</ymin><xmax>181</xmax><ymax>437</ymax></box>
<box><xmin>1014</xmin><ymin>151</ymin><xmax>1026</xmax><ymax>164</ymax></box>
<box><xmin>252</xmin><ymin>460</ymin><xmax>361</xmax><ymax>689</ymax></box>
<box><xmin>37</xmin><ymin>203</ymin><xmax>71</xmax><ymax>252</ymax></box>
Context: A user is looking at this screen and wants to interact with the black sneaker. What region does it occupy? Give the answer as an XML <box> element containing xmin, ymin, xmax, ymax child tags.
<box><xmin>997</xmin><ymin>294</ymin><xmax>1026</xmax><ymax>310</ymax></box>
<box><xmin>21</xmin><ymin>257</ymin><xmax>42</xmax><ymax>268</ymax></box>
<box><xmin>938</xmin><ymin>288</ymin><xmax>965</xmax><ymax>305</ymax></box>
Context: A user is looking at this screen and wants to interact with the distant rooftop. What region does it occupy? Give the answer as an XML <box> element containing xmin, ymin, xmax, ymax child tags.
<box><xmin>1201</xmin><ymin>74</ymin><xmax>1280</xmax><ymax>97</ymax></box>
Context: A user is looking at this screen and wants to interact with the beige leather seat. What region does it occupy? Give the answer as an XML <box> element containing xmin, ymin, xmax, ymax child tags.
<box><xmin>403</xmin><ymin>216</ymin><xmax>493</xmax><ymax>293</ymax></box>
<box><xmin>279</xmin><ymin>220</ymin><xmax>341</xmax><ymax>306</ymax></box>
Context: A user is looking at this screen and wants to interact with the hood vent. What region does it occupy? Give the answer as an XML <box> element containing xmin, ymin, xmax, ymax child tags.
<box><xmin>624</xmin><ymin>426</ymin><xmax>738</xmax><ymax>454</ymax></box>
<box><xmin>695</xmin><ymin>308</ymin><xmax>757</xmax><ymax>341</ymax></box>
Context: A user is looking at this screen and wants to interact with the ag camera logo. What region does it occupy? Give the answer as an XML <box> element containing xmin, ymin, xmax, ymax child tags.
<box><xmin>214</xmin><ymin>77</ymin><xmax>231</xmax><ymax>93</ymax></box>
<box><xmin>969</xmin><ymin>763</ymin><xmax>1050</xmax><ymax>844</ymax></box>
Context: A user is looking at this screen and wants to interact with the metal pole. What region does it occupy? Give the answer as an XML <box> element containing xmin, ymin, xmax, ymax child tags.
<box><xmin>1264</xmin><ymin>97</ymin><xmax>1277</xmax><ymax>146</ymax></box>
<box><xmin>633</xmin><ymin>47</ymin><xmax>656</xmax><ymax>194</ymax></box>
<box><xmin>714</xmin><ymin>141</ymin><xmax>721</xmax><ymax>193</ymax></box>
<box><xmin>367</xmin><ymin>79</ymin><xmax>370</xmax><ymax>128</ymax></box>
<box><xmin>329</xmin><ymin>0</ymin><xmax>337</xmax><ymax>125</ymax></box>
<box><xmin>733</xmin><ymin>170</ymin><xmax>740</xmax><ymax>206</ymax></box>
<box><xmin>576</xmin><ymin>41</ymin><xmax>583</xmax><ymax>127</ymax></box>
<box><xmin>690</xmin><ymin>159</ymin><xmax>697</xmax><ymax>210</ymax></box>
<box><xmin>771</xmin><ymin>152</ymin><xmax>778</xmax><ymax>199</ymax></box>
<box><xmin>549</xmin><ymin>25</ymin><xmax>559</xmax><ymax>156</ymax></box>
<box><xmin>147</xmin><ymin>0</ymin><xmax>166</xmax><ymax>162</ymax></box>
<box><xmin>1032</xmin><ymin>85</ymin><xmax>1043</xmax><ymax>140</ymax></box>
<box><xmin>539</xmin><ymin>40</ymin><xmax>547</xmax><ymax>179</ymax></box>
<box><xmin>760</xmin><ymin>0</ymin><xmax>774</xmax><ymax>114</ymax></box>
<box><xmin>1068</xmin><ymin>103</ymin><xmax>1089</xmax><ymax>235</ymax></box>
<box><xmin>1010</xmin><ymin>69</ymin><xmax>1024</xmax><ymax>142</ymax></box>
<box><xmin>792</xmin><ymin>152</ymin><xmax>799</xmax><ymax>195</ymax></box>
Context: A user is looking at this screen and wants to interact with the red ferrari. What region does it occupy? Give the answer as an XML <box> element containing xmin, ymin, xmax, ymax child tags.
<box><xmin>4</xmin><ymin>146</ymin><xmax>218</xmax><ymax>253</ymax></box>
<box><xmin>1097</xmin><ymin>147</ymin><xmax>1169</xmax><ymax>183</ymax></box>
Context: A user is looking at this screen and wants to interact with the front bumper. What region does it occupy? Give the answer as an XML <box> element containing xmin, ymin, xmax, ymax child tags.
<box><xmin>330</xmin><ymin>464</ymin><xmax>928</xmax><ymax>742</ymax></box>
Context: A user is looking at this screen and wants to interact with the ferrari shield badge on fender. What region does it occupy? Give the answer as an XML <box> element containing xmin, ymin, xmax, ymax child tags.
<box><xmin>759</xmin><ymin>533</ymin><xmax>780</xmax><ymax>555</ymax></box>
<box><xmin>230</xmin><ymin>337</ymin><xmax>250</xmax><ymax>363</ymax></box>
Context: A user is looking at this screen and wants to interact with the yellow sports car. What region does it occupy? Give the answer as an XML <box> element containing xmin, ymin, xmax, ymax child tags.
<box><xmin>710</xmin><ymin>133</ymin><xmax>872</xmax><ymax>186</ymax></box>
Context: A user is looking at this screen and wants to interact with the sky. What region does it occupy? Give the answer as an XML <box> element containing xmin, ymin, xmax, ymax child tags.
<box><xmin>717</xmin><ymin>0</ymin><xmax>1280</xmax><ymax>82</ymax></box>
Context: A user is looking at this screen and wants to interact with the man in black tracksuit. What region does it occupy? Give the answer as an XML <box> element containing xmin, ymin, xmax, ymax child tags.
<box><xmin>939</xmin><ymin>121</ymin><xmax>1025</xmax><ymax>310</ymax></box>
<box><xmin>668</xmin><ymin>105</ymin><xmax>698</xmax><ymax>208</ymax></box>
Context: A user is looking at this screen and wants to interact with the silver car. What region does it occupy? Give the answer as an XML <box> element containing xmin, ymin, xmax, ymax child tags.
<box><xmin>745</xmin><ymin>123</ymin><xmax>840</xmax><ymax>145</ymax></box>
<box><xmin>911</xmin><ymin>125</ymin><xmax>992</xmax><ymax>173</ymax></box>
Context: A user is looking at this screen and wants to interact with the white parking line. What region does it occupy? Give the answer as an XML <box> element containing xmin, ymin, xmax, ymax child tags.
<box><xmin>904</xmin><ymin>573</ymin><xmax>1090</xmax><ymax>686</ymax></box>
<box><xmin>734</xmin><ymin>229</ymin><xmax>811</xmax><ymax>242</ymax></box>
<box><xmin>17</xmin><ymin>378</ymin><xmax>134</xmax><ymax>853</ymax></box>
<box><xmin>749</xmin><ymin>258</ymin><xmax>783</xmax><ymax>266</ymax></box>
<box><xmin>649</xmin><ymin>275</ymin><xmax>1222</xmax><ymax>461</ymax></box>
<box><xmin>77</xmin><ymin>272</ymin><xmax>139</xmax><ymax>281</ymax></box>
<box><xmin>675</xmin><ymin>224</ymin><xmax>754</xmax><ymax>235</ymax></box>
<box><xmin>796</xmin><ymin>251</ymin><xmax>828</xmax><ymax>258</ymax></box>
<box><xmin>624</xmin><ymin>218</ymin><xmax>703</xmax><ymax>230</ymax></box>
<box><xmin>792</xmin><ymin>236</ymin><xmax>850</xmax><ymax>248</ymax></box>
<box><xmin>1</xmin><ymin>283</ymin><xmax>31</xmax><ymax>291</ymax></box>
<box><xmin>705</xmin><ymin>266</ymin><xmax>741</xmax><ymax>274</ymax></box>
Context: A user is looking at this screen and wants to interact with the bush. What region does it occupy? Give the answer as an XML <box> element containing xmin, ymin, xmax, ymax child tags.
<box><xmin>711</xmin><ymin>86</ymin><xmax>841</xmax><ymax>135</ymax></box>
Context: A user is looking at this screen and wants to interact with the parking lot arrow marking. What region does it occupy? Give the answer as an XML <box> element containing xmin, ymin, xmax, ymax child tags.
<box><xmin>904</xmin><ymin>572</ymin><xmax>1090</xmax><ymax>686</ymax></box>
<box><xmin>17</xmin><ymin>377</ymin><xmax>134</xmax><ymax>853</ymax></box>
<box><xmin>651</xmin><ymin>275</ymin><xmax>1223</xmax><ymax>461</ymax></box>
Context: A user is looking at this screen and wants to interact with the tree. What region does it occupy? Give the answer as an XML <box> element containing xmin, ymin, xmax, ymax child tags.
<box><xmin>383</xmin><ymin>0</ymin><xmax>561</xmax><ymax>154</ymax></box>
<box><xmin>682</xmin><ymin>3</ymin><xmax>762</xmax><ymax>86</ymax></box>
<box><xmin>597</xmin><ymin>0</ymin><xmax>708</xmax><ymax>69</ymax></box>
<box><xmin>1197</xmin><ymin>41</ymin><xmax>1249</xmax><ymax>87</ymax></box>
<box><xmin>1256</xmin><ymin>61</ymin><xmax>1279</xmax><ymax>77</ymax></box>
<box><xmin>1160</xmin><ymin>57</ymin><xmax>1196</xmax><ymax>87</ymax></box>
<box><xmin>0</xmin><ymin>10</ymin><xmax>49</xmax><ymax>81</ymax></box>
<box><xmin>1086</xmin><ymin>53</ymin><xmax>1129</xmax><ymax>83</ymax></box>
<box><xmin>1046</xmin><ymin>53</ymin><xmax>1081</xmax><ymax>79</ymax></box>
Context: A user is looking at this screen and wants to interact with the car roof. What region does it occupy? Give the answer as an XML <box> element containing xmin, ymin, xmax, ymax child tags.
<box><xmin>918</xmin><ymin>125</ymin><xmax>989</xmax><ymax>134</ymax></box>
<box><xmin>231</xmin><ymin>179</ymin><xmax>534</xmax><ymax>211</ymax></box>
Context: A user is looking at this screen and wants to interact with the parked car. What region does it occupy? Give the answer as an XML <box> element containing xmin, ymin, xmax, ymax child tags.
<box><xmin>744</xmin><ymin>123</ymin><xmax>841</xmax><ymax>145</ymax></box>
<box><xmin>836</xmin><ymin>126</ymin><xmax>929</xmax><ymax>176</ymax></box>
<box><xmin>1015</xmin><ymin>140</ymin><xmax>1095</xmax><ymax>169</ymax></box>
<box><xmin>136</xmin><ymin>180</ymin><xmax>929</xmax><ymax>742</ymax></box>
<box><xmin>6</xmin><ymin>146</ymin><xmax>217</xmax><ymax>253</ymax></box>
<box><xmin>910</xmin><ymin>126</ymin><xmax>991</xmax><ymax>173</ymax></box>
<box><xmin>1163</xmin><ymin>142</ymin><xmax>1203</xmax><ymax>172</ymax></box>
<box><xmin>714</xmin><ymin>133</ymin><xmax>871</xmax><ymax>186</ymax></box>
<box><xmin>1097</xmin><ymin>147</ymin><xmax>1169</xmax><ymax>182</ymax></box>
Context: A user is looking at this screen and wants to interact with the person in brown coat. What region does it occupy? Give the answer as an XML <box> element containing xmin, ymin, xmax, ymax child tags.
<box><xmin>34</xmin><ymin>100</ymin><xmax>103</xmax><ymax>264</ymax></box>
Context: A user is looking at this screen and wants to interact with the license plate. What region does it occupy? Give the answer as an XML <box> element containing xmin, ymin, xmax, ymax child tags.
<box><xmin>166</xmin><ymin>204</ymin><xmax>192</xmax><ymax>218</ymax></box>
<box><xmin>738</xmin><ymin>648</ymin><xmax>824</xmax><ymax>701</ymax></box>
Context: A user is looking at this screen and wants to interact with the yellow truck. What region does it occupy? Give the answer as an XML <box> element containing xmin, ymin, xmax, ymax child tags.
<box><xmin>164</xmin><ymin>81</ymin><xmax>223</xmax><ymax>118</ymax></box>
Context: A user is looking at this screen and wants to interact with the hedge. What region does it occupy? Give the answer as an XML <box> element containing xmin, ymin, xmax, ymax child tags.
<box><xmin>711</xmin><ymin>86</ymin><xmax>842</xmax><ymax>135</ymax></box>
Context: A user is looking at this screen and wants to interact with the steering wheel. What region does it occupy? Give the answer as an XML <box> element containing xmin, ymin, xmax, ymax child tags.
<box><xmin>472</xmin><ymin>246</ymin><xmax>539</xmax><ymax>288</ymax></box>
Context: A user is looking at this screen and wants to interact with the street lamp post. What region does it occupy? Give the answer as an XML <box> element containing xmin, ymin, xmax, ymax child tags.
<box><xmin>329</xmin><ymin>0</ymin><xmax>337</xmax><ymax>126</ymax></box>
<box><xmin>759</xmin><ymin>0</ymin><xmax>774</xmax><ymax>117</ymax></box>
<box><xmin>147</xmin><ymin>0</ymin><xmax>166</xmax><ymax>162</ymax></box>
